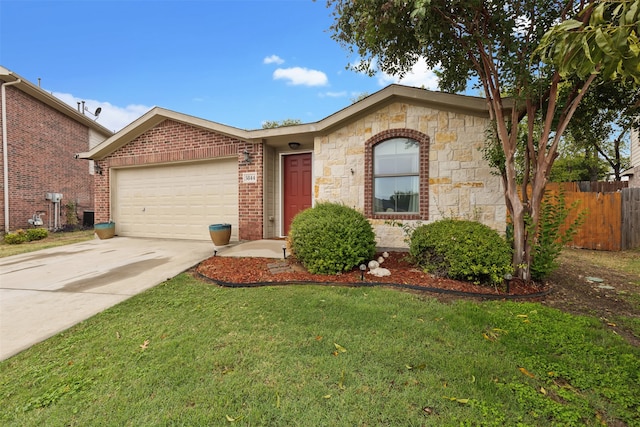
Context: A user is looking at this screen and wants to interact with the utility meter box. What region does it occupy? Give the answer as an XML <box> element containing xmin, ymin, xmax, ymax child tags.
<box><xmin>46</xmin><ymin>192</ymin><xmax>63</xmax><ymax>202</ymax></box>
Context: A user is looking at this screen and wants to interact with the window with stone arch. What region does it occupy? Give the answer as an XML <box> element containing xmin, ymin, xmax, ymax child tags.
<box><xmin>364</xmin><ymin>129</ymin><xmax>429</xmax><ymax>220</ymax></box>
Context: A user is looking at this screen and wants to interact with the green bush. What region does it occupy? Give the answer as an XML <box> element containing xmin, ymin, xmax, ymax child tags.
<box><xmin>3</xmin><ymin>228</ymin><xmax>49</xmax><ymax>244</ymax></box>
<box><xmin>529</xmin><ymin>189</ymin><xmax>586</xmax><ymax>281</ymax></box>
<box><xmin>289</xmin><ymin>202</ymin><xmax>376</xmax><ymax>275</ymax></box>
<box><xmin>409</xmin><ymin>219</ymin><xmax>513</xmax><ymax>286</ymax></box>
<box><xmin>26</xmin><ymin>228</ymin><xmax>48</xmax><ymax>241</ymax></box>
<box><xmin>4</xmin><ymin>229</ymin><xmax>28</xmax><ymax>245</ymax></box>
<box><xmin>65</xmin><ymin>201</ymin><xmax>78</xmax><ymax>227</ymax></box>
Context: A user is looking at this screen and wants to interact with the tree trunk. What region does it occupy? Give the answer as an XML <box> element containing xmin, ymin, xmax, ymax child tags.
<box><xmin>509</xmin><ymin>199</ymin><xmax>528</xmax><ymax>280</ymax></box>
<box><xmin>502</xmin><ymin>138</ymin><xmax>530</xmax><ymax>280</ymax></box>
<box><xmin>486</xmin><ymin>88</ymin><xmax>532</xmax><ymax>280</ymax></box>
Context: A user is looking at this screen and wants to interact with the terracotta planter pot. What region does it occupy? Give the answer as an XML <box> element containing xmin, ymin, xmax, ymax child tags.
<box><xmin>209</xmin><ymin>223</ymin><xmax>231</xmax><ymax>246</ymax></box>
<box><xmin>94</xmin><ymin>222</ymin><xmax>115</xmax><ymax>240</ymax></box>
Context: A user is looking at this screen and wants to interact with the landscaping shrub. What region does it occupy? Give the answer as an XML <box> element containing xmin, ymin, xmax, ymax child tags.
<box><xmin>65</xmin><ymin>201</ymin><xmax>79</xmax><ymax>228</ymax></box>
<box><xmin>289</xmin><ymin>202</ymin><xmax>376</xmax><ymax>275</ymax></box>
<box><xmin>529</xmin><ymin>189</ymin><xmax>586</xmax><ymax>281</ymax></box>
<box><xmin>26</xmin><ymin>228</ymin><xmax>48</xmax><ymax>241</ymax></box>
<box><xmin>3</xmin><ymin>229</ymin><xmax>28</xmax><ymax>244</ymax></box>
<box><xmin>409</xmin><ymin>219</ymin><xmax>512</xmax><ymax>286</ymax></box>
<box><xmin>3</xmin><ymin>228</ymin><xmax>49</xmax><ymax>244</ymax></box>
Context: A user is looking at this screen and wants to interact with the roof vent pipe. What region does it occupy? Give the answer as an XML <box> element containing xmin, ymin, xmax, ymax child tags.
<box><xmin>2</xmin><ymin>77</ymin><xmax>23</xmax><ymax>232</ymax></box>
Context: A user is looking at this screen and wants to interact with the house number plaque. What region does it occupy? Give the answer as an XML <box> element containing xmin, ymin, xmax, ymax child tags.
<box><xmin>243</xmin><ymin>172</ymin><xmax>257</xmax><ymax>183</ymax></box>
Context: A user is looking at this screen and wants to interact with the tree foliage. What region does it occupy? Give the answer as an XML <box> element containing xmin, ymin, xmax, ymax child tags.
<box><xmin>351</xmin><ymin>92</ymin><xmax>370</xmax><ymax>103</ymax></box>
<box><xmin>326</xmin><ymin>0</ymin><xmax>640</xmax><ymax>280</ymax></box>
<box><xmin>563</xmin><ymin>79</ymin><xmax>638</xmax><ymax>181</ymax></box>
<box><xmin>549</xmin><ymin>139</ymin><xmax>610</xmax><ymax>182</ymax></box>
<box><xmin>261</xmin><ymin>118</ymin><xmax>302</xmax><ymax>129</ymax></box>
<box><xmin>538</xmin><ymin>0</ymin><xmax>640</xmax><ymax>82</ymax></box>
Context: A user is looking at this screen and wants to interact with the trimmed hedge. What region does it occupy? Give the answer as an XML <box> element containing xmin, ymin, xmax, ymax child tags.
<box><xmin>409</xmin><ymin>219</ymin><xmax>512</xmax><ymax>286</ymax></box>
<box><xmin>3</xmin><ymin>228</ymin><xmax>49</xmax><ymax>245</ymax></box>
<box><xmin>26</xmin><ymin>228</ymin><xmax>49</xmax><ymax>241</ymax></box>
<box><xmin>289</xmin><ymin>203</ymin><xmax>376</xmax><ymax>275</ymax></box>
<box><xmin>3</xmin><ymin>230</ymin><xmax>27</xmax><ymax>245</ymax></box>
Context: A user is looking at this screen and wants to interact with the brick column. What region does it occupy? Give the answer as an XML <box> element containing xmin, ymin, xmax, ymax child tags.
<box><xmin>238</xmin><ymin>142</ymin><xmax>264</xmax><ymax>240</ymax></box>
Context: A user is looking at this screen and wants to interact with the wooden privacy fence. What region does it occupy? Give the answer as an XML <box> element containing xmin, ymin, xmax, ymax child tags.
<box><xmin>542</xmin><ymin>182</ymin><xmax>640</xmax><ymax>251</ymax></box>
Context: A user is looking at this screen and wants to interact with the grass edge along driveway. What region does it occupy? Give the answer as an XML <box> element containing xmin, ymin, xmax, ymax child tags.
<box><xmin>0</xmin><ymin>230</ymin><xmax>95</xmax><ymax>258</ymax></box>
<box><xmin>1</xmin><ymin>274</ymin><xmax>639</xmax><ymax>426</ymax></box>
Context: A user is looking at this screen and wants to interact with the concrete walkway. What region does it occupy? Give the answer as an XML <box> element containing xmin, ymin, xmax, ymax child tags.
<box><xmin>0</xmin><ymin>237</ymin><xmax>282</xmax><ymax>361</ymax></box>
<box><xmin>216</xmin><ymin>239</ymin><xmax>286</xmax><ymax>259</ymax></box>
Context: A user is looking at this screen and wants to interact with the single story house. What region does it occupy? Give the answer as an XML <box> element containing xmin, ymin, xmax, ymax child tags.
<box><xmin>80</xmin><ymin>84</ymin><xmax>506</xmax><ymax>248</ymax></box>
<box><xmin>1</xmin><ymin>66</ymin><xmax>113</xmax><ymax>233</ymax></box>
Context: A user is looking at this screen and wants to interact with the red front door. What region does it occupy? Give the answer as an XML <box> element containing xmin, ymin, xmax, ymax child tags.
<box><xmin>283</xmin><ymin>153</ymin><xmax>312</xmax><ymax>235</ymax></box>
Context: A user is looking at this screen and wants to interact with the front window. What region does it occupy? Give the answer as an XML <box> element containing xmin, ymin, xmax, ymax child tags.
<box><xmin>373</xmin><ymin>138</ymin><xmax>419</xmax><ymax>213</ymax></box>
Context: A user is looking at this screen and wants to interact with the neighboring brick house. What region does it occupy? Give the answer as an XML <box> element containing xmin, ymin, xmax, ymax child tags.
<box><xmin>628</xmin><ymin>124</ymin><xmax>639</xmax><ymax>187</ymax></box>
<box><xmin>80</xmin><ymin>84</ymin><xmax>506</xmax><ymax>248</ymax></box>
<box><xmin>0</xmin><ymin>66</ymin><xmax>113</xmax><ymax>233</ymax></box>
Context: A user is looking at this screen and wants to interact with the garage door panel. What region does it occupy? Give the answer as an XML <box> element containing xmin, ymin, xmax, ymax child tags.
<box><xmin>113</xmin><ymin>160</ymin><xmax>238</xmax><ymax>241</ymax></box>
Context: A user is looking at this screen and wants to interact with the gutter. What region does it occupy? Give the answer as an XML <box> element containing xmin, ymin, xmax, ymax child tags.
<box><xmin>2</xmin><ymin>77</ymin><xmax>22</xmax><ymax>232</ymax></box>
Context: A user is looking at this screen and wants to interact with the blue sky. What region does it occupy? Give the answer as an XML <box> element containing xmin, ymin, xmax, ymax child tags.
<box><xmin>0</xmin><ymin>0</ymin><xmax>440</xmax><ymax>132</ymax></box>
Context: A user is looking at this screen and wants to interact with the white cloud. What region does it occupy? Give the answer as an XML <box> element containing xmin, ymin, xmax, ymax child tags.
<box><xmin>376</xmin><ymin>58</ymin><xmax>439</xmax><ymax>90</ymax></box>
<box><xmin>320</xmin><ymin>91</ymin><xmax>347</xmax><ymax>98</ymax></box>
<box><xmin>53</xmin><ymin>92</ymin><xmax>151</xmax><ymax>132</ymax></box>
<box><xmin>273</xmin><ymin>67</ymin><xmax>328</xmax><ymax>86</ymax></box>
<box><xmin>263</xmin><ymin>54</ymin><xmax>284</xmax><ymax>65</ymax></box>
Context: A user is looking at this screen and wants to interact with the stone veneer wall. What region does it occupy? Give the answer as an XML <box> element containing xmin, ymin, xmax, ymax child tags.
<box><xmin>313</xmin><ymin>102</ymin><xmax>506</xmax><ymax>248</ymax></box>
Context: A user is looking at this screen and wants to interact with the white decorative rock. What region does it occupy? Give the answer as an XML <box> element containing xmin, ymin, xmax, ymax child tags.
<box><xmin>368</xmin><ymin>260</ymin><xmax>379</xmax><ymax>269</ymax></box>
<box><xmin>382</xmin><ymin>252</ymin><xmax>389</xmax><ymax>258</ymax></box>
<box><xmin>377</xmin><ymin>256</ymin><xmax>384</xmax><ymax>264</ymax></box>
<box><xmin>368</xmin><ymin>267</ymin><xmax>391</xmax><ymax>277</ymax></box>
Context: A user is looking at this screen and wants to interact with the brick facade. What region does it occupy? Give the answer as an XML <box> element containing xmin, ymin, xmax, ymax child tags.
<box><xmin>0</xmin><ymin>85</ymin><xmax>95</xmax><ymax>232</ymax></box>
<box><xmin>238</xmin><ymin>142</ymin><xmax>264</xmax><ymax>240</ymax></box>
<box><xmin>95</xmin><ymin>119</ymin><xmax>263</xmax><ymax>240</ymax></box>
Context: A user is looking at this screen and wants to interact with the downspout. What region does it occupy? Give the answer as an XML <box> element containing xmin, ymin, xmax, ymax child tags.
<box><xmin>1</xmin><ymin>78</ymin><xmax>22</xmax><ymax>232</ymax></box>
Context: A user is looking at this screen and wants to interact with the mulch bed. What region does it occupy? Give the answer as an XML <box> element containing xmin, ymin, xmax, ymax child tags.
<box><xmin>196</xmin><ymin>251</ymin><xmax>550</xmax><ymax>300</ymax></box>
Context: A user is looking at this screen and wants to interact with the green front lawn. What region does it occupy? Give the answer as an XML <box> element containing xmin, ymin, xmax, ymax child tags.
<box><xmin>1</xmin><ymin>275</ymin><xmax>638</xmax><ymax>426</ymax></box>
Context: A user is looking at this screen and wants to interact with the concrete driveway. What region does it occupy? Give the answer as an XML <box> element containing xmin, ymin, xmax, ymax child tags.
<box><xmin>0</xmin><ymin>237</ymin><xmax>215</xmax><ymax>361</ymax></box>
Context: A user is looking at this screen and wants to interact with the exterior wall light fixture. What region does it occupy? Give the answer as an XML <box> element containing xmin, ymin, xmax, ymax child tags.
<box><xmin>243</xmin><ymin>149</ymin><xmax>252</xmax><ymax>164</ymax></box>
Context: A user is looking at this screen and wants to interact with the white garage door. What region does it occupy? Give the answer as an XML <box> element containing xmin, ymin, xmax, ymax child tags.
<box><xmin>112</xmin><ymin>159</ymin><xmax>238</xmax><ymax>240</ymax></box>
